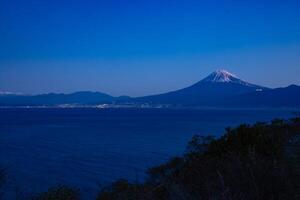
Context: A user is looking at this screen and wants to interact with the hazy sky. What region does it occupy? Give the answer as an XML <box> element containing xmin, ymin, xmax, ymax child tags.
<box><xmin>0</xmin><ymin>0</ymin><xmax>300</xmax><ymax>96</ymax></box>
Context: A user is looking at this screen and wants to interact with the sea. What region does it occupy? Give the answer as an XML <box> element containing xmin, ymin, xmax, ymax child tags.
<box><xmin>0</xmin><ymin>108</ymin><xmax>298</xmax><ymax>199</ymax></box>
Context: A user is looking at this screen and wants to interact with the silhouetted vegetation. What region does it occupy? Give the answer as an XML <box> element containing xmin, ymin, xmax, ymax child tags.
<box><xmin>0</xmin><ymin>168</ymin><xmax>5</xmax><ymax>199</ymax></box>
<box><xmin>2</xmin><ymin>118</ymin><xmax>300</xmax><ymax>199</ymax></box>
<box><xmin>97</xmin><ymin>118</ymin><xmax>300</xmax><ymax>200</ymax></box>
<box><xmin>31</xmin><ymin>186</ymin><xmax>79</xmax><ymax>200</ymax></box>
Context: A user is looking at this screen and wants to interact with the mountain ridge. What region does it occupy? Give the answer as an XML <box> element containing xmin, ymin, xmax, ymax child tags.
<box><xmin>134</xmin><ymin>69</ymin><xmax>268</xmax><ymax>105</ymax></box>
<box><xmin>0</xmin><ymin>70</ymin><xmax>299</xmax><ymax>107</ymax></box>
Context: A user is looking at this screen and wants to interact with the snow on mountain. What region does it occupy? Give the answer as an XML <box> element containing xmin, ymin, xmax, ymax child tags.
<box><xmin>201</xmin><ymin>69</ymin><xmax>260</xmax><ymax>88</ymax></box>
<box><xmin>5</xmin><ymin>69</ymin><xmax>298</xmax><ymax>107</ymax></box>
<box><xmin>134</xmin><ymin>69</ymin><xmax>270</xmax><ymax>105</ymax></box>
<box><xmin>202</xmin><ymin>69</ymin><xmax>238</xmax><ymax>82</ymax></box>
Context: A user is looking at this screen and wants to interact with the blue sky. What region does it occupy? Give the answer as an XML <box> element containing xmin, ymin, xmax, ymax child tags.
<box><xmin>0</xmin><ymin>0</ymin><xmax>300</xmax><ymax>96</ymax></box>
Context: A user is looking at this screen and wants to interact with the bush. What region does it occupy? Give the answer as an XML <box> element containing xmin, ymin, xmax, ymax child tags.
<box><xmin>0</xmin><ymin>168</ymin><xmax>5</xmax><ymax>198</ymax></box>
<box><xmin>31</xmin><ymin>186</ymin><xmax>80</xmax><ymax>200</ymax></box>
<box><xmin>96</xmin><ymin>179</ymin><xmax>151</xmax><ymax>200</ymax></box>
<box><xmin>98</xmin><ymin>118</ymin><xmax>300</xmax><ymax>200</ymax></box>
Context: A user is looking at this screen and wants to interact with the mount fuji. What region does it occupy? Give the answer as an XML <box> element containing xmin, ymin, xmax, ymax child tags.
<box><xmin>135</xmin><ymin>70</ymin><xmax>268</xmax><ymax>105</ymax></box>
<box><xmin>201</xmin><ymin>70</ymin><xmax>261</xmax><ymax>87</ymax></box>
<box><xmin>1</xmin><ymin>70</ymin><xmax>299</xmax><ymax>107</ymax></box>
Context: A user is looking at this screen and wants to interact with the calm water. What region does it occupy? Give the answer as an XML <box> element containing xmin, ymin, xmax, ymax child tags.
<box><xmin>0</xmin><ymin>108</ymin><xmax>298</xmax><ymax>199</ymax></box>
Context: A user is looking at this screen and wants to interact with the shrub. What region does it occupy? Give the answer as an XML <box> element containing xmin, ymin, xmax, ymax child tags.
<box><xmin>97</xmin><ymin>118</ymin><xmax>300</xmax><ymax>200</ymax></box>
<box><xmin>96</xmin><ymin>179</ymin><xmax>150</xmax><ymax>200</ymax></box>
<box><xmin>31</xmin><ymin>186</ymin><xmax>80</xmax><ymax>200</ymax></box>
<box><xmin>0</xmin><ymin>168</ymin><xmax>5</xmax><ymax>198</ymax></box>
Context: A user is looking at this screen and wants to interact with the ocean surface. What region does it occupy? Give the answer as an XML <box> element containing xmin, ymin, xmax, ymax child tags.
<box><xmin>0</xmin><ymin>108</ymin><xmax>298</xmax><ymax>199</ymax></box>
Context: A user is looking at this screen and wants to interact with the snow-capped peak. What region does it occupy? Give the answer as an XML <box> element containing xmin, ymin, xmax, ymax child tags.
<box><xmin>203</xmin><ymin>69</ymin><xmax>239</xmax><ymax>83</ymax></box>
<box><xmin>200</xmin><ymin>69</ymin><xmax>264</xmax><ymax>88</ymax></box>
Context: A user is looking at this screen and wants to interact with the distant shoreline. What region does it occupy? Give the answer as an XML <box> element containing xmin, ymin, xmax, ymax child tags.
<box><xmin>1</xmin><ymin>105</ymin><xmax>300</xmax><ymax>111</ymax></box>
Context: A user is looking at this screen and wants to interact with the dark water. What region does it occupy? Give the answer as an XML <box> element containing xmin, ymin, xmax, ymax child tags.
<box><xmin>0</xmin><ymin>108</ymin><xmax>298</xmax><ymax>199</ymax></box>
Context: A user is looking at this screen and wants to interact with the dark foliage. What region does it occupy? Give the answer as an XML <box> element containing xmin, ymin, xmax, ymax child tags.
<box><xmin>96</xmin><ymin>179</ymin><xmax>152</xmax><ymax>200</ymax></box>
<box><xmin>31</xmin><ymin>186</ymin><xmax>80</xmax><ymax>200</ymax></box>
<box><xmin>0</xmin><ymin>168</ymin><xmax>5</xmax><ymax>199</ymax></box>
<box><xmin>97</xmin><ymin>118</ymin><xmax>300</xmax><ymax>200</ymax></box>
